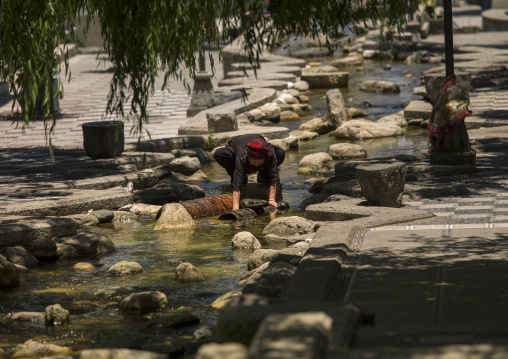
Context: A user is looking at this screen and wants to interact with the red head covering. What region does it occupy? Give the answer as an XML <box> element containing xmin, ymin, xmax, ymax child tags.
<box><xmin>246</xmin><ymin>139</ymin><xmax>269</xmax><ymax>159</ymax></box>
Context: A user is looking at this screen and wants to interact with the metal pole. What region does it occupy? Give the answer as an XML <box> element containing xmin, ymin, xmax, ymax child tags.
<box><xmin>443</xmin><ymin>0</ymin><xmax>454</xmax><ymax>77</ymax></box>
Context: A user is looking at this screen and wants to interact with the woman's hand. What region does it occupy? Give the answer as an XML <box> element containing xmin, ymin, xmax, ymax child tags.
<box><xmin>268</xmin><ymin>200</ymin><xmax>278</xmax><ymax>208</ymax></box>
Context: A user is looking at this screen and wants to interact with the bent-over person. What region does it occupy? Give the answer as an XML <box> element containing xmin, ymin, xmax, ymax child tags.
<box><xmin>213</xmin><ymin>134</ymin><xmax>285</xmax><ymax>210</ymax></box>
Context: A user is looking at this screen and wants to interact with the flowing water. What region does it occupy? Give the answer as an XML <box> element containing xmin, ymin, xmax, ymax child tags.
<box><xmin>0</xmin><ymin>58</ymin><xmax>435</xmax><ymax>355</ymax></box>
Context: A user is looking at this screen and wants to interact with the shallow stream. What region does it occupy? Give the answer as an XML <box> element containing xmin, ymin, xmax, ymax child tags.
<box><xmin>0</xmin><ymin>58</ymin><xmax>435</xmax><ymax>355</ymax></box>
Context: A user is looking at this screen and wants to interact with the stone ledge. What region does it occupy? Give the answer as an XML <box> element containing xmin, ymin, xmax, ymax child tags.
<box><xmin>0</xmin><ymin>216</ymin><xmax>77</xmax><ymax>247</ymax></box>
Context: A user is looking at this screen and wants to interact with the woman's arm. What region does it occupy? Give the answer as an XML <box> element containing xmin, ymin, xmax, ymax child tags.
<box><xmin>268</xmin><ymin>184</ymin><xmax>277</xmax><ymax>208</ymax></box>
<box><xmin>233</xmin><ymin>190</ymin><xmax>241</xmax><ymax>210</ymax></box>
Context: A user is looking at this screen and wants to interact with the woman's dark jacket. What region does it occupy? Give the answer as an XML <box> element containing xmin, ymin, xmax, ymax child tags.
<box><xmin>226</xmin><ymin>134</ymin><xmax>278</xmax><ymax>191</ymax></box>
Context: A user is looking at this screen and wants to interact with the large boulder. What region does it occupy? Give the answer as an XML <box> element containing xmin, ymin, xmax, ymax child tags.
<box><xmin>247</xmin><ymin>249</ymin><xmax>280</xmax><ymax>271</ymax></box>
<box><xmin>232</xmin><ymin>232</ymin><xmax>262</xmax><ymax>250</ymax></box>
<box><xmin>0</xmin><ymin>255</ymin><xmax>20</xmax><ymax>289</ymax></box>
<box><xmin>335</xmin><ymin>119</ymin><xmax>404</xmax><ymax>140</ymax></box>
<box><xmin>175</xmin><ymin>262</ymin><xmax>204</xmax><ymax>282</ymax></box>
<box><xmin>356</xmin><ymin>162</ymin><xmax>407</xmax><ymax>207</ymax></box>
<box><xmin>170</xmin><ymin>157</ymin><xmax>201</xmax><ymax>176</ymax></box>
<box><xmin>359</xmin><ymin>80</ymin><xmax>401</xmax><ymax>94</ymax></box>
<box><xmin>297</xmin><ymin>153</ymin><xmax>334</xmax><ymax>175</ymax></box>
<box><xmin>54</xmin><ymin>231</ymin><xmax>110</xmax><ymax>256</ymax></box>
<box><xmin>134</xmin><ymin>183</ymin><xmax>205</xmax><ymax>206</ymax></box>
<box><xmin>328</xmin><ymin>143</ymin><xmax>367</xmax><ymax>160</ymax></box>
<box><xmin>154</xmin><ymin>203</ymin><xmax>196</xmax><ymax>231</ymax></box>
<box><xmin>120</xmin><ymin>291</ymin><xmax>168</xmax><ymax>313</ymax></box>
<box><xmin>108</xmin><ymin>261</ymin><xmax>143</xmax><ymax>276</ymax></box>
<box><xmin>56</xmin><ymin>243</ymin><xmax>78</xmax><ymax>259</ymax></box>
<box><xmin>262</xmin><ymin>216</ymin><xmax>315</xmax><ymax>241</ymax></box>
<box><xmin>26</xmin><ymin>238</ymin><xmax>58</xmax><ymax>261</ymax></box>
<box><xmin>0</xmin><ymin>246</ymin><xmax>39</xmax><ymax>268</ymax></box>
<box><xmin>326</xmin><ymin>89</ymin><xmax>347</xmax><ymax>128</ymax></box>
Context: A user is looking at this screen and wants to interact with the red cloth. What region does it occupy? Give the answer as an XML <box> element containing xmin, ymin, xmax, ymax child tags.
<box><xmin>246</xmin><ymin>139</ymin><xmax>270</xmax><ymax>159</ymax></box>
<box><xmin>428</xmin><ymin>74</ymin><xmax>472</xmax><ymax>152</ymax></box>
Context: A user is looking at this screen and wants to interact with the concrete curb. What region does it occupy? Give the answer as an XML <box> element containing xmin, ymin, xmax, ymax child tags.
<box><xmin>282</xmin><ymin>200</ymin><xmax>435</xmax><ymax>303</ymax></box>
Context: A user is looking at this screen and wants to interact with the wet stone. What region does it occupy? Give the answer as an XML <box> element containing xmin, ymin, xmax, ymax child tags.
<box><xmin>73</xmin><ymin>262</ymin><xmax>95</xmax><ymax>270</ymax></box>
<box><xmin>120</xmin><ymin>291</ymin><xmax>168</xmax><ymax>313</ymax></box>
<box><xmin>232</xmin><ymin>232</ymin><xmax>261</xmax><ymax>250</ymax></box>
<box><xmin>56</xmin><ymin>243</ymin><xmax>77</xmax><ymax>259</ymax></box>
<box><xmin>175</xmin><ymin>262</ymin><xmax>204</xmax><ymax>282</ymax></box>
<box><xmin>108</xmin><ymin>261</ymin><xmax>143</xmax><ymax>276</ymax></box>
<box><xmin>26</xmin><ymin>237</ymin><xmax>58</xmax><ymax>261</ymax></box>
<box><xmin>45</xmin><ymin>303</ymin><xmax>70</xmax><ymax>325</ymax></box>
<box><xmin>0</xmin><ymin>246</ymin><xmax>39</xmax><ymax>268</ymax></box>
<box><xmin>89</xmin><ymin>209</ymin><xmax>114</xmax><ymax>223</ymax></box>
<box><xmin>0</xmin><ymin>255</ymin><xmax>20</xmax><ymax>289</ymax></box>
<box><xmin>13</xmin><ymin>340</ymin><xmax>72</xmax><ymax>358</ymax></box>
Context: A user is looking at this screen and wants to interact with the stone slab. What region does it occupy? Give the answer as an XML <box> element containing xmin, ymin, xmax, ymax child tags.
<box><xmin>404</xmin><ymin>100</ymin><xmax>432</xmax><ymax>120</ymax></box>
<box><xmin>0</xmin><ymin>216</ymin><xmax>77</xmax><ymax>247</ymax></box>
<box><xmin>301</xmin><ymin>72</ymin><xmax>349</xmax><ymax>89</ymax></box>
<box><xmin>0</xmin><ymin>188</ymin><xmax>134</xmax><ymax>216</ymax></box>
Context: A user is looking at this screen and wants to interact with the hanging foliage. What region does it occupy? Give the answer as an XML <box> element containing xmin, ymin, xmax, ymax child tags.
<box><xmin>0</xmin><ymin>0</ymin><xmax>409</xmax><ymax>146</ymax></box>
